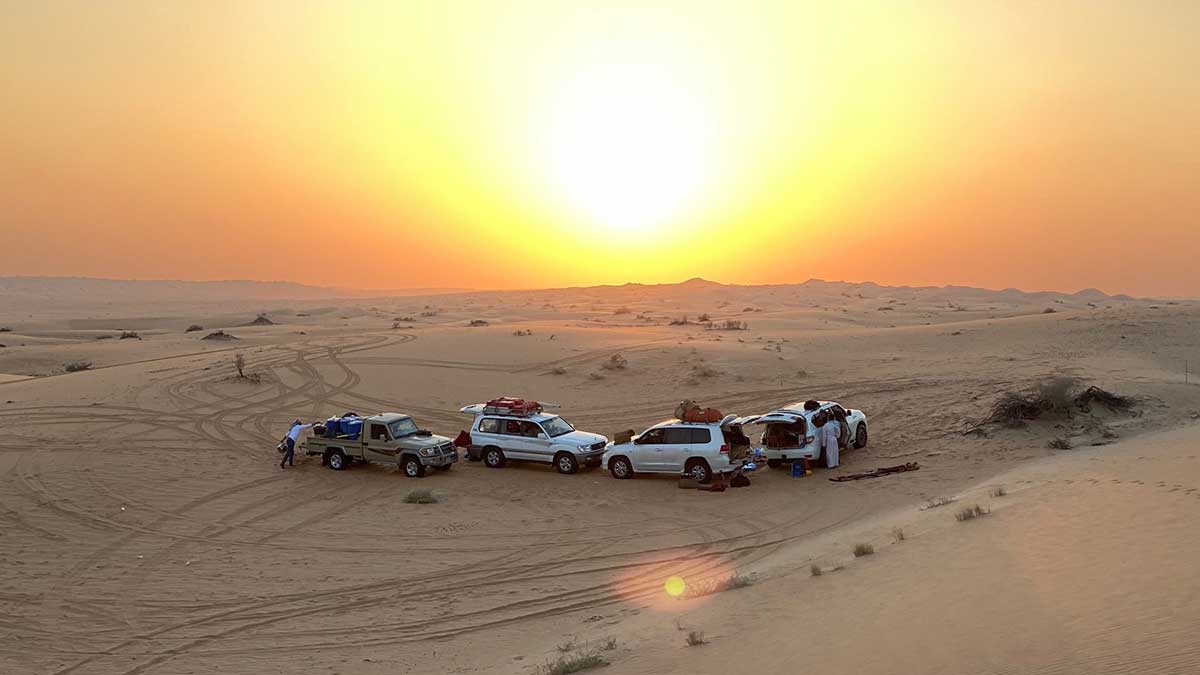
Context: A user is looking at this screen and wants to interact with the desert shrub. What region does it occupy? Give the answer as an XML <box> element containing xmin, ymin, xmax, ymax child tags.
<box><xmin>513</xmin><ymin>329</ymin><xmax>533</xmax><ymax>336</ymax></box>
<box><xmin>0</xmin><ymin>327</ymin><xmax>10</xmax><ymax>332</ymax></box>
<box><xmin>990</xmin><ymin>486</ymin><xmax>1007</xmax><ymax>498</ymax></box>
<box><xmin>690</xmin><ymin>364</ymin><xmax>719</xmax><ymax>378</ymax></box>
<box><xmin>924</xmin><ymin>496</ymin><xmax>955</xmax><ymax>509</ymax></box>
<box><xmin>185</xmin><ymin>324</ymin><xmax>204</xmax><ymax>332</ymax></box>
<box><xmin>600</xmin><ymin>353</ymin><xmax>627</xmax><ymax>370</ymax></box>
<box><xmin>64</xmin><ymin>361</ymin><xmax>92</xmax><ymax>372</ymax></box>
<box><xmin>234</xmin><ymin>353</ymin><xmax>246</xmax><ymax>378</ymax></box>
<box><xmin>810</xmin><ymin>564</ymin><xmax>823</xmax><ymax>577</ymax></box>
<box><xmin>119</xmin><ymin>330</ymin><xmax>141</xmax><ymax>340</ymax></box>
<box><xmin>395</xmin><ymin>316</ymin><xmax>416</xmax><ymax>322</ymax></box>
<box><xmin>1047</xmin><ymin>437</ymin><xmax>1071</xmax><ymax>449</ymax></box>
<box><xmin>1042</xmin><ymin>307</ymin><xmax>1057</xmax><ymax>314</ymax></box>
<box><xmin>982</xmin><ymin>376</ymin><xmax>1081</xmax><ymax>428</ymax></box>
<box><xmin>853</xmin><ymin>543</ymin><xmax>874</xmax><ymax>557</ymax></box>
<box><xmin>877</xmin><ymin>306</ymin><xmax>894</xmax><ymax>311</ymax></box>
<box><xmin>588</xmin><ymin>372</ymin><xmax>605</xmax><ymax>380</ymax></box>
<box><xmin>613</xmin><ymin>306</ymin><xmax>631</xmax><ymax>315</ymax></box>
<box><xmin>686</xmin><ymin>631</ymin><xmax>707</xmax><ymax>647</ymax></box>
<box><xmin>955</xmin><ymin>504</ymin><xmax>990</xmax><ymax>522</ymax></box>
<box><xmin>892</xmin><ymin>527</ymin><xmax>906</xmax><ymax>542</ymax></box>
<box><xmin>201</xmin><ymin>330</ymin><xmax>238</xmax><ymax>341</ymax></box>
<box><xmin>669</xmin><ymin>315</ymin><xmax>690</xmax><ymax>325</ymax></box>
<box><xmin>95</xmin><ymin>335</ymin><xmax>113</xmax><ymax>340</ymax></box>
<box><xmin>535</xmin><ymin>652</ymin><xmax>606</xmax><ymax>675</ymax></box>
<box><xmin>420</xmin><ymin>310</ymin><xmax>438</xmax><ymax>317</ymax></box>
<box><xmin>550</xmin><ymin>366</ymin><xmax>567</xmax><ymax>375</ymax></box>
<box><xmin>403</xmin><ymin>489</ymin><xmax>438</xmax><ymax>504</ymax></box>
<box><xmin>1074</xmin><ymin>386</ymin><xmax>1134</xmax><ymax>411</ymax></box>
<box><xmin>697</xmin><ymin>313</ymin><xmax>711</xmax><ymax>322</ymax></box>
<box><xmin>468</xmin><ymin>319</ymin><xmax>489</xmax><ymax>327</ymax></box>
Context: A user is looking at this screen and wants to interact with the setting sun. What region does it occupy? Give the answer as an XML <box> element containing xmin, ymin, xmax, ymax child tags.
<box><xmin>664</xmin><ymin>575</ymin><xmax>687</xmax><ymax>598</ymax></box>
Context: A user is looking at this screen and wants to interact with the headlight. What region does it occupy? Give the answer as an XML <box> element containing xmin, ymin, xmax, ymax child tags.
<box><xmin>419</xmin><ymin>448</ymin><xmax>434</xmax><ymax>457</ymax></box>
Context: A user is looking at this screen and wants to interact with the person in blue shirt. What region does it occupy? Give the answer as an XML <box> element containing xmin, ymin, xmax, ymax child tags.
<box><xmin>281</xmin><ymin>419</ymin><xmax>312</xmax><ymax>469</ymax></box>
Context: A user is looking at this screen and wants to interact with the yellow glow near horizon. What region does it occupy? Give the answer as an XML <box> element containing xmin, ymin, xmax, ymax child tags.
<box><xmin>3</xmin><ymin>2</ymin><xmax>1198</xmax><ymax>294</ymax></box>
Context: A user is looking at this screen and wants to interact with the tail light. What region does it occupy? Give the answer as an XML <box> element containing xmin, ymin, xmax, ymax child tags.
<box><xmin>720</xmin><ymin>444</ymin><xmax>729</xmax><ymax>454</ymax></box>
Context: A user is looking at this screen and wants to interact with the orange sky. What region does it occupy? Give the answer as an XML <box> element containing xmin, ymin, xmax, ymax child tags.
<box><xmin>2</xmin><ymin>1</ymin><xmax>1198</xmax><ymax>296</ymax></box>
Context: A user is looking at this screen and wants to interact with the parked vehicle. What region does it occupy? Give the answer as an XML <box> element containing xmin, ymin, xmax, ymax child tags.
<box><xmin>601</xmin><ymin>414</ymin><xmax>747</xmax><ymax>483</ymax></box>
<box><xmin>738</xmin><ymin>400</ymin><xmax>867</xmax><ymax>468</ymax></box>
<box><xmin>303</xmin><ymin>412</ymin><xmax>457</xmax><ymax>477</ymax></box>
<box><xmin>458</xmin><ymin>398</ymin><xmax>608</xmax><ymax>474</ymax></box>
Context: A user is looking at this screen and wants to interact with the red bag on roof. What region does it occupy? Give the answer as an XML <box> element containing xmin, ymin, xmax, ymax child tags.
<box><xmin>483</xmin><ymin>397</ymin><xmax>543</xmax><ymax>416</ymax></box>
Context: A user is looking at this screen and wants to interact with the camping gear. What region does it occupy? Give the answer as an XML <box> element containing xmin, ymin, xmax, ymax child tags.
<box><xmin>323</xmin><ymin>414</ymin><xmax>363</xmax><ymax>440</ymax></box>
<box><xmin>791</xmin><ymin>461</ymin><xmax>806</xmax><ymax>478</ymax></box>
<box><xmin>675</xmin><ymin>399</ymin><xmax>724</xmax><ymax>423</ymax></box>
<box><xmin>482</xmin><ymin>397</ymin><xmax>543</xmax><ymax>417</ymax></box>
<box><xmin>614</xmin><ymin>429</ymin><xmax>635</xmax><ymax>445</ymax></box>
<box><xmin>829</xmin><ymin>462</ymin><xmax>920</xmax><ymax>482</ymax></box>
<box><xmin>452</xmin><ymin>430</ymin><xmax>471</xmax><ymax>448</ymax></box>
<box><xmin>276</xmin><ymin>438</ymin><xmax>288</xmax><ymax>454</ymax></box>
<box><xmin>743</xmin><ymin>462</ymin><xmax>758</xmax><ymax>472</ymax></box>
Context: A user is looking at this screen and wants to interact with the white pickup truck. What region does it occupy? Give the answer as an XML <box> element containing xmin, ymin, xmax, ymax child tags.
<box><xmin>303</xmin><ymin>413</ymin><xmax>458</xmax><ymax>477</ymax></box>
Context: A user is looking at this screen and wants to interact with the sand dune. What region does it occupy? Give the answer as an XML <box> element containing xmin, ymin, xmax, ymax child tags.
<box><xmin>0</xmin><ymin>278</ymin><xmax>1197</xmax><ymax>674</ymax></box>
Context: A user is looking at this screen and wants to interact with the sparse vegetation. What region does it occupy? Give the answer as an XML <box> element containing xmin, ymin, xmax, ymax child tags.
<box><xmin>1075</xmin><ymin>386</ymin><xmax>1134</xmax><ymax>412</ymax></box>
<box><xmin>683</xmin><ymin>572</ymin><xmax>754</xmax><ymax>598</ymax></box>
<box><xmin>420</xmin><ymin>310</ymin><xmax>438</xmax><ymax>317</ymax></box>
<box><xmin>955</xmin><ymin>504</ymin><xmax>990</xmax><ymax>522</ymax></box>
<box><xmin>613</xmin><ymin>306</ymin><xmax>631</xmax><ymax>315</ymax></box>
<box><xmin>550</xmin><ymin>366</ymin><xmax>567</xmax><ymax>375</ymax></box>
<box><xmin>64</xmin><ymin>361</ymin><xmax>93</xmax><ymax>373</ymax></box>
<box><xmin>403</xmin><ymin>489</ymin><xmax>438</xmax><ymax>504</ymax></box>
<box><xmin>924</xmin><ymin>496</ymin><xmax>955</xmax><ymax>509</ymax></box>
<box><xmin>468</xmin><ymin>319</ymin><xmax>489</xmax><ymax>327</ymax></box>
<box><xmin>979</xmin><ymin>376</ymin><xmax>1080</xmax><ymax>428</ymax></box>
<box><xmin>669</xmin><ymin>315</ymin><xmax>690</xmax><ymax>325</ymax></box>
<box><xmin>853</xmin><ymin>543</ymin><xmax>875</xmax><ymax>557</ymax></box>
<box><xmin>1047</xmin><ymin>437</ymin><xmax>1072</xmax><ymax>449</ymax></box>
<box><xmin>708</xmin><ymin>319</ymin><xmax>749</xmax><ymax>331</ymax></box>
<box><xmin>0</xmin><ymin>327</ymin><xmax>10</xmax><ymax>332</ymax></box>
<box><xmin>1042</xmin><ymin>307</ymin><xmax>1057</xmax><ymax>314</ymax></box>
<box><xmin>892</xmin><ymin>527</ymin><xmax>906</xmax><ymax>542</ymax></box>
<box><xmin>536</xmin><ymin>639</ymin><xmax>616</xmax><ymax>675</ymax></box>
<box><xmin>877</xmin><ymin>306</ymin><xmax>894</xmax><ymax>311</ymax></box>
<box><xmin>201</xmin><ymin>330</ymin><xmax>238</xmax><ymax>341</ymax></box>
<box><xmin>95</xmin><ymin>335</ymin><xmax>113</xmax><ymax>340</ymax></box>
<box><xmin>119</xmin><ymin>330</ymin><xmax>141</xmax><ymax>340</ymax></box>
<box><xmin>588</xmin><ymin>372</ymin><xmax>605</xmax><ymax>380</ymax></box>
<box><xmin>990</xmin><ymin>486</ymin><xmax>1007</xmax><ymax>498</ymax></box>
<box><xmin>185</xmin><ymin>324</ymin><xmax>203</xmax><ymax>332</ymax></box>
<box><xmin>686</xmin><ymin>631</ymin><xmax>707</xmax><ymax>647</ymax></box>
<box><xmin>395</xmin><ymin>316</ymin><xmax>416</xmax><ymax>322</ymax></box>
<box><xmin>697</xmin><ymin>313</ymin><xmax>711</xmax><ymax>322</ymax></box>
<box><xmin>810</xmin><ymin>564</ymin><xmax>823</xmax><ymax>577</ymax></box>
<box><xmin>513</xmin><ymin>329</ymin><xmax>534</xmax><ymax>336</ymax></box>
<box><xmin>690</xmin><ymin>364</ymin><xmax>719</xmax><ymax>378</ymax></box>
<box><xmin>599</xmin><ymin>353</ymin><xmax>627</xmax><ymax>370</ymax></box>
<box><xmin>234</xmin><ymin>352</ymin><xmax>246</xmax><ymax>378</ymax></box>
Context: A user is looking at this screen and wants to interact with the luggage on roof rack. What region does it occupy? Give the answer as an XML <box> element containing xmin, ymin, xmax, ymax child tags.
<box><xmin>482</xmin><ymin>397</ymin><xmax>543</xmax><ymax>417</ymax></box>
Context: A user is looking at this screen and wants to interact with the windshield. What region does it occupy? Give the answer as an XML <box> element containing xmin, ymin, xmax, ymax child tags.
<box><xmin>541</xmin><ymin>416</ymin><xmax>575</xmax><ymax>437</ymax></box>
<box><xmin>388</xmin><ymin>417</ymin><xmax>420</xmax><ymax>438</ymax></box>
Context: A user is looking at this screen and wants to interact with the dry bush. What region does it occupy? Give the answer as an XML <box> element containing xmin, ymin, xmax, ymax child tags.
<box><xmin>420</xmin><ymin>310</ymin><xmax>438</xmax><ymax>317</ymax></box>
<box><xmin>613</xmin><ymin>306</ymin><xmax>631</xmax><ymax>315</ymax></box>
<box><xmin>119</xmin><ymin>331</ymin><xmax>141</xmax><ymax>340</ymax></box>
<box><xmin>185</xmin><ymin>324</ymin><xmax>204</xmax><ymax>332</ymax></box>
<box><xmin>395</xmin><ymin>315</ymin><xmax>416</xmax><ymax>322</ymax></box>
<box><xmin>853</xmin><ymin>543</ymin><xmax>874</xmax><ymax>557</ymax></box>
<box><xmin>697</xmin><ymin>313</ymin><xmax>711</xmax><ymax>322</ymax></box>
<box><xmin>599</xmin><ymin>353</ymin><xmax>627</xmax><ymax>370</ymax></box>
<box><xmin>1075</xmin><ymin>386</ymin><xmax>1134</xmax><ymax>411</ymax></box>
<box><xmin>669</xmin><ymin>315</ymin><xmax>690</xmax><ymax>325</ymax></box>
<box><xmin>686</xmin><ymin>631</ymin><xmax>707</xmax><ymax>647</ymax></box>
<box><xmin>403</xmin><ymin>489</ymin><xmax>438</xmax><ymax>504</ymax></box>
<box><xmin>892</xmin><ymin>527</ymin><xmax>906</xmax><ymax>542</ymax></box>
<box><xmin>684</xmin><ymin>573</ymin><xmax>754</xmax><ymax>598</ymax></box>
<box><xmin>810</xmin><ymin>564</ymin><xmax>823</xmax><ymax>577</ymax></box>
<box><xmin>468</xmin><ymin>319</ymin><xmax>489</xmax><ymax>327</ymax></box>
<box><xmin>588</xmin><ymin>372</ymin><xmax>605</xmax><ymax>381</ymax></box>
<box><xmin>877</xmin><ymin>306</ymin><xmax>894</xmax><ymax>311</ymax></box>
<box><xmin>990</xmin><ymin>486</ymin><xmax>1007</xmax><ymax>498</ymax></box>
<box><xmin>982</xmin><ymin>376</ymin><xmax>1081</xmax><ymax>428</ymax></box>
<box><xmin>955</xmin><ymin>504</ymin><xmax>990</xmax><ymax>522</ymax></box>
<box><xmin>0</xmin><ymin>327</ymin><xmax>10</xmax><ymax>333</ymax></box>
<box><xmin>64</xmin><ymin>361</ymin><xmax>92</xmax><ymax>372</ymax></box>
<box><xmin>1047</xmin><ymin>437</ymin><xmax>1072</xmax><ymax>449</ymax></box>
<box><xmin>201</xmin><ymin>330</ymin><xmax>238</xmax><ymax>341</ymax></box>
<box><xmin>550</xmin><ymin>366</ymin><xmax>567</xmax><ymax>375</ymax></box>
<box><xmin>512</xmin><ymin>329</ymin><xmax>533</xmax><ymax>336</ymax></box>
<box><xmin>924</xmin><ymin>496</ymin><xmax>955</xmax><ymax>509</ymax></box>
<box><xmin>691</xmin><ymin>364</ymin><xmax>719</xmax><ymax>378</ymax></box>
<box><xmin>234</xmin><ymin>353</ymin><xmax>246</xmax><ymax>378</ymax></box>
<box><xmin>1042</xmin><ymin>307</ymin><xmax>1057</xmax><ymax>314</ymax></box>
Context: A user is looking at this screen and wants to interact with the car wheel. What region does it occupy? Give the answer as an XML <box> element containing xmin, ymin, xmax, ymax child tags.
<box><xmin>766</xmin><ymin>459</ymin><xmax>782</xmax><ymax>469</ymax></box>
<box><xmin>401</xmin><ymin>454</ymin><xmax>425</xmax><ymax>478</ymax></box>
<box><xmin>609</xmin><ymin>456</ymin><xmax>634</xmax><ymax>479</ymax></box>
<box><xmin>484</xmin><ymin>447</ymin><xmax>506</xmax><ymax>468</ymax></box>
<box><xmin>554</xmin><ymin>452</ymin><xmax>579</xmax><ymax>475</ymax></box>
<box><xmin>684</xmin><ymin>458</ymin><xmax>712</xmax><ymax>484</ymax></box>
<box><xmin>853</xmin><ymin>424</ymin><xmax>868</xmax><ymax>449</ymax></box>
<box><xmin>326</xmin><ymin>449</ymin><xmax>347</xmax><ymax>471</ymax></box>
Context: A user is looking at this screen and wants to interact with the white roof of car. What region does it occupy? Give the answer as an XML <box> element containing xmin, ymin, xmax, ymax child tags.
<box><xmin>650</xmin><ymin>414</ymin><xmax>740</xmax><ymax>429</ymax></box>
<box><xmin>367</xmin><ymin>413</ymin><xmax>412</xmax><ymax>423</ymax></box>
<box><xmin>780</xmin><ymin>400</ymin><xmax>836</xmax><ymax>413</ymax></box>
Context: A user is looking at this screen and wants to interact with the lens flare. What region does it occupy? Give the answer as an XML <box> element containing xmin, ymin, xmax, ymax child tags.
<box><xmin>664</xmin><ymin>575</ymin><xmax>686</xmax><ymax>598</ymax></box>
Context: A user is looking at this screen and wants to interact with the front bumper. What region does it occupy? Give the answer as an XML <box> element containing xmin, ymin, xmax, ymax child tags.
<box><xmin>421</xmin><ymin>451</ymin><xmax>458</xmax><ymax>467</ymax></box>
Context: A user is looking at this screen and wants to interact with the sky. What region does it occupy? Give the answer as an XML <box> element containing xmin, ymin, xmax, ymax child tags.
<box><xmin>2</xmin><ymin>1</ymin><xmax>1198</xmax><ymax>296</ymax></box>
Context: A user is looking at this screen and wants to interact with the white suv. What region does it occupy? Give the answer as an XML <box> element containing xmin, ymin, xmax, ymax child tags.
<box><xmin>459</xmin><ymin>404</ymin><xmax>608</xmax><ymax>474</ymax></box>
<box><xmin>739</xmin><ymin>400</ymin><xmax>868</xmax><ymax>468</ymax></box>
<box><xmin>601</xmin><ymin>415</ymin><xmax>745</xmax><ymax>483</ymax></box>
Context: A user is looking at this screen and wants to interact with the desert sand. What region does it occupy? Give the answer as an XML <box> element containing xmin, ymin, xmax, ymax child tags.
<box><xmin>1</xmin><ymin>277</ymin><xmax>1198</xmax><ymax>675</ymax></box>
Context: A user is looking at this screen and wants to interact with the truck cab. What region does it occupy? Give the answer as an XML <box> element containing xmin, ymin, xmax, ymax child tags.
<box><xmin>303</xmin><ymin>413</ymin><xmax>457</xmax><ymax>477</ymax></box>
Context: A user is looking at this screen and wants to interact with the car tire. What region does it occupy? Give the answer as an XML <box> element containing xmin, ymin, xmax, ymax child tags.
<box><xmin>684</xmin><ymin>458</ymin><xmax>712</xmax><ymax>484</ymax></box>
<box><xmin>401</xmin><ymin>454</ymin><xmax>425</xmax><ymax>478</ymax></box>
<box><xmin>609</xmin><ymin>456</ymin><xmax>634</xmax><ymax>479</ymax></box>
<box><xmin>483</xmin><ymin>446</ymin><xmax>506</xmax><ymax>469</ymax></box>
<box><xmin>554</xmin><ymin>452</ymin><xmax>579</xmax><ymax>475</ymax></box>
<box><xmin>853</xmin><ymin>424</ymin><xmax>868</xmax><ymax>449</ymax></box>
<box><xmin>766</xmin><ymin>459</ymin><xmax>782</xmax><ymax>469</ymax></box>
<box><xmin>326</xmin><ymin>449</ymin><xmax>347</xmax><ymax>471</ymax></box>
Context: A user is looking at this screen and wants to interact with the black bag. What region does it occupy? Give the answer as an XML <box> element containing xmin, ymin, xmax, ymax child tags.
<box><xmin>730</xmin><ymin>474</ymin><xmax>751</xmax><ymax>488</ymax></box>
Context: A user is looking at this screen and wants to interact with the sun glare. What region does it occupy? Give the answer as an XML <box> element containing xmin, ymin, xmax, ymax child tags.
<box><xmin>543</xmin><ymin>63</ymin><xmax>713</xmax><ymax>236</ymax></box>
<box><xmin>664</xmin><ymin>575</ymin><xmax>686</xmax><ymax>598</ymax></box>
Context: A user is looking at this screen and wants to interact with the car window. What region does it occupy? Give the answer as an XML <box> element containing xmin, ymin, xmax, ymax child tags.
<box><xmin>689</xmin><ymin>428</ymin><xmax>711</xmax><ymax>444</ymax></box>
<box><xmin>541</xmin><ymin>416</ymin><xmax>575</xmax><ymax>437</ymax></box>
<box><xmin>478</xmin><ymin>418</ymin><xmax>499</xmax><ymax>434</ymax></box>
<box><xmin>388</xmin><ymin>417</ymin><xmax>419</xmax><ymax>438</ymax></box>
<box><xmin>520</xmin><ymin>421</ymin><xmax>543</xmax><ymax>437</ymax></box>
<box><xmin>369</xmin><ymin>424</ymin><xmax>388</xmax><ymax>441</ymax></box>
<box><xmin>502</xmin><ymin>420</ymin><xmax>523</xmax><ymax>435</ymax></box>
<box><xmin>638</xmin><ymin>428</ymin><xmax>665</xmax><ymax>444</ymax></box>
<box><xmin>663</xmin><ymin>428</ymin><xmax>692</xmax><ymax>444</ymax></box>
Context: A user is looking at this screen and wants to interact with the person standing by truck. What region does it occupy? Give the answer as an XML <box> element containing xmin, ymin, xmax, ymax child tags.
<box><xmin>281</xmin><ymin>419</ymin><xmax>312</xmax><ymax>469</ymax></box>
<box><xmin>820</xmin><ymin>410</ymin><xmax>840</xmax><ymax>469</ymax></box>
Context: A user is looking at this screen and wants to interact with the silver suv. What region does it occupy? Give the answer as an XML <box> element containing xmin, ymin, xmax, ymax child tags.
<box><xmin>459</xmin><ymin>404</ymin><xmax>608</xmax><ymax>474</ymax></box>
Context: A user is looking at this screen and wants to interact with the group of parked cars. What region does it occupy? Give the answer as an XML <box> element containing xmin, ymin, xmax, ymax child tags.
<box><xmin>301</xmin><ymin>397</ymin><xmax>868</xmax><ymax>481</ymax></box>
